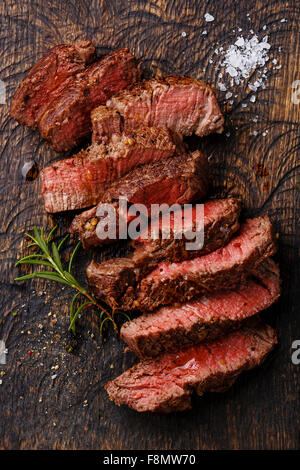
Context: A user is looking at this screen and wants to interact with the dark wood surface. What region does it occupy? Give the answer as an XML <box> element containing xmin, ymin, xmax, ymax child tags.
<box><xmin>0</xmin><ymin>0</ymin><xmax>299</xmax><ymax>450</ymax></box>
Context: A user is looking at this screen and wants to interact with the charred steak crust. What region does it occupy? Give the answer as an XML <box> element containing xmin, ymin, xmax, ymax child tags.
<box><xmin>105</xmin><ymin>321</ymin><xmax>277</xmax><ymax>413</ymax></box>
<box><xmin>40</xmin><ymin>127</ymin><xmax>185</xmax><ymax>213</ymax></box>
<box><xmin>105</xmin><ymin>76</ymin><xmax>224</xmax><ymax>137</ymax></box>
<box><xmin>91</xmin><ymin>106</ymin><xmax>123</xmax><ymax>144</ymax></box>
<box><xmin>69</xmin><ymin>150</ymin><xmax>209</xmax><ymax>248</ymax></box>
<box><xmin>10</xmin><ymin>40</ymin><xmax>97</xmax><ymax>129</ymax></box>
<box><xmin>11</xmin><ymin>46</ymin><xmax>141</xmax><ymax>153</ymax></box>
<box><xmin>120</xmin><ymin>259</ymin><xmax>280</xmax><ymax>358</ymax></box>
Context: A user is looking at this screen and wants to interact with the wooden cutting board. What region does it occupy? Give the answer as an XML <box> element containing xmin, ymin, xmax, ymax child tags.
<box><xmin>0</xmin><ymin>0</ymin><xmax>299</xmax><ymax>450</ymax></box>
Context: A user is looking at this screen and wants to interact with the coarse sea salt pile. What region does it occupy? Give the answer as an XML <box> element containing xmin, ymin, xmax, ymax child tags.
<box><xmin>217</xmin><ymin>34</ymin><xmax>281</xmax><ymax>93</ymax></box>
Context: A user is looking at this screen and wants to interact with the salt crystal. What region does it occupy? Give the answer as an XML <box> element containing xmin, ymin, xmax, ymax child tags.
<box><xmin>242</xmin><ymin>103</ymin><xmax>248</xmax><ymax>108</ymax></box>
<box><xmin>51</xmin><ymin>374</ymin><xmax>57</xmax><ymax>380</ymax></box>
<box><xmin>226</xmin><ymin>132</ymin><xmax>231</xmax><ymax>137</ymax></box>
<box><xmin>181</xmin><ymin>31</ymin><xmax>187</xmax><ymax>37</ymax></box>
<box><xmin>263</xmin><ymin>25</ymin><xmax>267</xmax><ymax>30</ymax></box>
<box><xmin>225</xmin><ymin>92</ymin><xmax>233</xmax><ymax>99</ymax></box>
<box><xmin>229</xmin><ymin>100</ymin><xmax>234</xmax><ymax>105</ymax></box>
<box><xmin>253</xmin><ymin>131</ymin><xmax>258</xmax><ymax>136</ymax></box>
<box><xmin>218</xmin><ymin>82</ymin><xmax>227</xmax><ymax>91</ymax></box>
<box><xmin>250</xmin><ymin>95</ymin><xmax>256</xmax><ymax>102</ymax></box>
<box><xmin>280</xmin><ymin>18</ymin><xmax>287</xmax><ymax>22</ymax></box>
<box><xmin>227</xmin><ymin>65</ymin><xmax>238</xmax><ymax>77</ymax></box>
<box><xmin>220</xmin><ymin>34</ymin><xmax>273</xmax><ymax>86</ymax></box>
<box><xmin>272</xmin><ymin>59</ymin><xmax>277</xmax><ymax>64</ymax></box>
<box><xmin>202</xmin><ymin>30</ymin><xmax>207</xmax><ymax>35</ymax></box>
<box><xmin>249</xmin><ymin>84</ymin><xmax>257</xmax><ymax>91</ymax></box>
<box><xmin>238</xmin><ymin>27</ymin><xmax>242</xmax><ymax>32</ymax></box>
<box><xmin>235</xmin><ymin>37</ymin><xmax>245</xmax><ymax>47</ymax></box>
<box><xmin>204</xmin><ymin>13</ymin><xmax>214</xmax><ymax>22</ymax></box>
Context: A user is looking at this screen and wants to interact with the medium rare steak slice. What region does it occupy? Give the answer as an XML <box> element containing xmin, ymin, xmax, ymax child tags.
<box><xmin>38</xmin><ymin>49</ymin><xmax>141</xmax><ymax>152</ymax></box>
<box><xmin>105</xmin><ymin>321</ymin><xmax>277</xmax><ymax>412</ymax></box>
<box><xmin>10</xmin><ymin>40</ymin><xmax>96</xmax><ymax>128</ymax></box>
<box><xmin>69</xmin><ymin>150</ymin><xmax>209</xmax><ymax>248</ymax></box>
<box><xmin>121</xmin><ymin>259</ymin><xmax>280</xmax><ymax>358</ymax></box>
<box><xmin>131</xmin><ymin>198</ymin><xmax>241</xmax><ymax>274</ymax></box>
<box><xmin>104</xmin><ymin>76</ymin><xmax>224</xmax><ymax>138</ymax></box>
<box><xmin>87</xmin><ymin>216</ymin><xmax>276</xmax><ymax>311</ymax></box>
<box><xmin>41</xmin><ymin>127</ymin><xmax>184</xmax><ymax>213</ymax></box>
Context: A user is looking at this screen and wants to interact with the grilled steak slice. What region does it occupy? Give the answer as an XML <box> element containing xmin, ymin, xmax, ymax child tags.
<box><xmin>121</xmin><ymin>259</ymin><xmax>280</xmax><ymax>358</ymax></box>
<box><xmin>131</xmin><ymin>198</ymin><xmax>241</xmax><ymax>274</ymax></box>
<box><xmin>69</xmin><ymin>150</ymin><xmax>209</xmax><ymax>248</ymax></box>
<box><xmin>87</xmin><ymin>216</ymin><xmax>276</xmax><ymax>311</ymax></box>
<box><xmin>105</xmin><ymin>321</ymin><xmax>277</xmax><ymax>413</ymax></box>
<box><xmin>38</xmin><ymin>49</ymin><xmax>141</xmax><ymax>152</ymax></box>
<box><xmin>102</xmin><ymin>76</ymin><xmax>224</xmax><ymax>138</ymax></box>
<box><xmin>40</xmin><ymin>127</ymin><xmax>184</xmax><ymax>213</ymax></box>
<box><xmin>10</xmin><ymin>40</ymin><xmax>96</xmax><ymax>129</ymax></box>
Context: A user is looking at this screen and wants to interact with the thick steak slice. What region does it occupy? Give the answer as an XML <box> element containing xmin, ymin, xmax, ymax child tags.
<box><xmin>131</xmin><ymin>198</ymin><xmax>241</xmax><ymax>274</ymax></box>
<box><xmin>103</xmin><ymin>76</ymin><xmax>224</xmax><ymax>138</ymax></box>
<box><xmin>105</xmin><ymin>321</ymin><xmax>277</xmax><ymax>412</ymax></box>
<box><xmin>40</xmin><ymin>127</ymin><xmax>184</xmax><ymax>213</ymax></box>
<box><xmin>10</xmin><ymin>41</ymin><xmax>96</xmax><ymax>129</ymax></box>
<box><xmin>87</xmin><ymin>216</ymin><xmax>276</xmax><ymax>311</ymax></box>
<box><xmin>121</xmin><ymin>259</ymin><xmax>280</xmax><ymax>358</ymax></box>
<box><xmin>38</xmin><ymin>48</ymin><xmax>141</xmax><ymax>152</ymax></box>
<box><xmin>69</xmin><ymin>150</ymin><xmax>209</xmax><ymax>248</ymax></box>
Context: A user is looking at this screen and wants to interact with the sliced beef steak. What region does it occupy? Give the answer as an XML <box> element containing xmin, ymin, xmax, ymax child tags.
<box><xmin>10</xmin><ymin>40</ymin><xmax>96</xmax><ymax>129</ymax></box>
<box><xmin>121</xmin><ymin>259</ymin><xmax>280</xmax><ymax>358</ymax></box>
<box><xmin>69</xmin><ymin>150</ymin><xmax>209</xmax><ymax>248</ymax></box>
<box><xmin>85</xmin><ymin>198</ymin><xmax>241</xmax><ymax>302</ymax></box>
<box><xmin>38</xmin><ymin>48</ymin><xmax>141</xmax><ymax>152</ymax></box>
<box><xmin>105</xmin><ymin>321</ymin><xmax>277</xmax><ymax>412</ymax></box>
<box><xmin>11</xmin><ymin>46</ymin><xmax>141</xmax><ymax>153</ymax></box>
<box><xmin>100</xmin><ymin>76</ymin><xmax>224</xmax><ymax>139</ymax></box>
<box><xmin>131</xmin><ymin>198</ymin><xmax>241</xmax><ymax>273</ymax></box>
<box><xmin>41</xmin><ymin>127</ymin><xmax>184</xmax><ymax>213</ymax></box>
<box><xmin>87</xmin><ymin>216</ymin><xmax>275</xmax><ymax>311</ymax></box>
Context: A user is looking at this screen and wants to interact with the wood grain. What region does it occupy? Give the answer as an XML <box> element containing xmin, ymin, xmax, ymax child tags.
<box><xmin>0</xmin><ymin>0</ymin><xmax>299</xmax><ymax>450</ymax></box>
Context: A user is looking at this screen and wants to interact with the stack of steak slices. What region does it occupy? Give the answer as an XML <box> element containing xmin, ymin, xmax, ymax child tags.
<box><xmin>10</xmin><ymin>43</ymin><xmax>141</xmax><ymax>153</ymax></box>
<box><xmin>11</xmin><ymin>44</ymin><xmax>280</xmax><ymax>412</ymax></box>
<box><xmin>99</xmin><ymin>212</ymin><xmax>280</xmax><ymax>412</ymax></box>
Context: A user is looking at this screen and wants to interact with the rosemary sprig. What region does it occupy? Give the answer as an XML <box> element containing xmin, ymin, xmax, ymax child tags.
<box><xmin>15</xmin><ymin>226</ymin><xmax>122</xmax><ymax>336</ymax></box>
